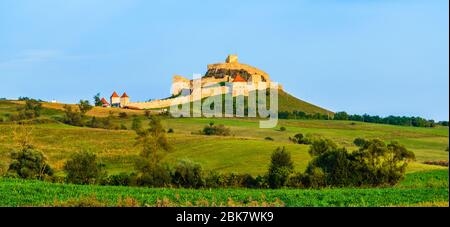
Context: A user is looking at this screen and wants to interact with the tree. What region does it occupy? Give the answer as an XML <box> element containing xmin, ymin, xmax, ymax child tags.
<box><xmin>267</xmin><ymin>147</ymin><xmax>294</xmax><ymax>188</ymax></box>
<box><xmin>15</xmin><ymin>99</ymin><xmax>42</xmax><ymax>120</ymax></box>
<box><xmin>303</xmin><ymin>138</ymin><xmax>415</xmax><ymax>187</ymax></box>
<box><xmin>353</xmin><ymin>138</ymin><xmax>367</xmax><ymax>147</ymax></box>
<box><xmin>78</xmin><ymin>100</ymin><xmax>93</xmax><ymax>115</ymax></box>
<box><xmin>94</xmin><ymin>93</ymin><xmax>103</xmax><ymax>107</ymax></box>
<box><xmin>308</xmin><ymin>138</ymin><xmax>337</xmax><ymax>156</ymax></box>
<box><xmin>135</xmin><ymin>116</ymin><xmax>172</xmax><ymax>163</ymax></box>
<box><xmin>333</xmin><ymin>111</ymin><xmax>349</xmax><ymax>120</ymax></box>
<box><xmin>63</xmin><ymin>105</ymin><xmax>83</xmax><ymax>126</ymax></box>
<box><xmin>172</xmin><ymin>159</ymin><xmax>204</xmax><ymax>188</ymax></box>
<box><xmin>8</xmin><ymin>124</ymin><xmax>53</xmax><ymax>179</ymax></box>
<box><xmin>131</xmin><ymin>117</ymin><xmax>143</xmax><ymax>132</ymax></box>
<box><xmin>134</xmin><ymin>117</ymin><xmax>172</xmax><ymax>186</ymax></box>
<box><xmin>63</xmin><ymin>151</ymin><xmax>106</xmax><ymax>184</ymax></box>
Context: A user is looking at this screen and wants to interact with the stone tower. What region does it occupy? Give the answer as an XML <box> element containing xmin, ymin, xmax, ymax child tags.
<box><xmin>110</xmin><ymin>91</ymin><xmax>120</xmax><ymax>107</ymax></box>
<box><xmin>120</xmin><ymin>92</ymin><xmax>130</xmax><ymax>107</ymax></box>
<box><xmin>226</xmin><ymin>54</ymin><xmax>238</xmax><ymax>63</ymax></box>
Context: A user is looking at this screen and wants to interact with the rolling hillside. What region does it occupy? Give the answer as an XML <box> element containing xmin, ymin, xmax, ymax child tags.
<box><xmin>277</xmin><ymin>89</ymin><xmax>333</xmax><ymax>115</ymax></box>
<box><xmin>0</xmin><ymin>100</ymin><xmax>447</xmax><ymax>176</ymax></box>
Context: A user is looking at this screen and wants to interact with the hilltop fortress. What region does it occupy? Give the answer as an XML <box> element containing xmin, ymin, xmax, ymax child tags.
<box><xmin>114</xmin><ymin>55</ymin><xmax>282</xmax><ymax>110</ymax></box>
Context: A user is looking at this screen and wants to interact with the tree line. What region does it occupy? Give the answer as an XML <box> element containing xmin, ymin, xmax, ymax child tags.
<box><xmin>278</xmin><ymin>110</ymin><xmax>448</xmax><ymax>128</ymax></box>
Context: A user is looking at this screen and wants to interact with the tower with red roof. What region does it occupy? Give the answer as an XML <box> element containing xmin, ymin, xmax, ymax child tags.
<box><xmin>120</xmin><ymin>92</ymin><xmax>130</xmax><ymax>107</ymax></box>
<box><xmin>110</xmin><ymin>91</ymin><xmax>120</xmax><ymax>107</ymax></box>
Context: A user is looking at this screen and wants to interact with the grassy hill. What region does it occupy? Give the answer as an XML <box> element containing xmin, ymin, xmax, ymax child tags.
<box><xmin>0</xmin><ymin>100</ymin><xmax>447</xmax><ymax>176</ymax></box>
<box><xmin>277</xmin><ymin>89</ymin><xmax>333</xmax><ymax>115</ymax></box>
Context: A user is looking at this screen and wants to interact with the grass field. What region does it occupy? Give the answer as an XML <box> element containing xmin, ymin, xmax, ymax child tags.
<box><xmin>0</xmin><ymin>100</ymin><xmax>448</xmax><ymax>207</ymax></box>
<box><xmin>0</xmin><ymin>169</ymin><xmax>447</xmax><ymax>207</ymax></box>
<box><xmin>0</xmin><ymin>100</ymin><xmax>448</xmax><ymax>176</ymax></box>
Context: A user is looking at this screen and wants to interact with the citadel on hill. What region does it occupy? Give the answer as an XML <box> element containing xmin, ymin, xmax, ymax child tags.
<box><xmin>101</xmin><ymin>55</ymin><xmax>281</xmax><ymax>110</ymax></box>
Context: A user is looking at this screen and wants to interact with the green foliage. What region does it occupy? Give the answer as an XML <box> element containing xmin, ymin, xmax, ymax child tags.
<box><xmin>102</xmin><ymin>172</ymin><xmax>134</xmax><ymax>186</ymax></box>
<box><xmin>278</xmin><ymin>111</ymin><xmax>329</xmax><ymax>120</ymax></box>
<box><xmin>12</xmin><ymin>99</ymin><xmax>42</xmax><ymax>121</ymax></box>
<box><xmin>289</xmin><ymin>133</ymin><xmax>315</xmax><ymax>145</ymax></box>
<box><xmin>63</xmin><ymin>151</ymin><xmax>106</xmax><ymax>185</ymax></box>
<box><xmin>279</xmin><ymin>126</ymin><xmax>286</xmax><ymax>131</ymax></box>
<box><xmin>172</xmin><ymin>159</ymin><xmax>204</xmax><ymax>188</ymax></box>
<box><xmin>63</xmin><ymin>105</ymin><xmax>84</xmax><ymax>126</ymax></box>
<box><xmin>202</xmin><ymin>122</ymin><xmax>231</xmax><ymax>136</ymax></box>
<box><xmin>304</xmin><ymin>139</ymin><xmax>416</xmax><ymax>187</ymax></box>
<box><xmin>0</xmin><ymin>170</ymin><xmax>448</xmax><ymax>207</ymax></box>
<box><xmin>333</xmin><ymin>111</ymin><xmax>349</xmax><ymax>120</ymax></box>
<box><xmin>119</xmin><ymin>112</ymin><xmax>128</xmax><ymax>119</ymax></box>
<box><xmin>308</xmin><ymin>139</ymin><xmax>337</xmax><ymax>156</ymax></box>
<box><xmin>353</xmin><ymin>137</ymin><xmax>367</xmax><ymax>147</ymax></box>
<box><xmin>333</xmin><ymin>112</ymin><xmax>436</xmax><ymax>128</ymax></box>
<box><xmin>135</xmin><ymin>116</ymin><xmax>172</xmax><ymax>163</ymax></box>
<box><xmin>131</xmin><ymin>117</ymin><xmax>142</xmax><ymax>132</ymax></box>
<box><xmin>136</xmin><ymin>163</ymin><xmax>172</xmax><ymax>187</ymax></box>
<box><xmin>88</xmin><ymin>117</ymin><xmax>101</xmax><ymax>128</ymax></box>
<box><xmin>94</xmin><ymin>93</ymin><xmax>103</xmax><ymax>107</ymax></box>
<box><xmin>267</xmin><ymin>147</ymin><xmax>294</xmax><ymax>188</ymax></box>
<box><xmin>78</xmin><ymin>100</ymin><xmax>93</xmax><ymax>115</ymax></box>
<box><xmin>8</xmin><ymin>148</ymin><xmax>53</xmax><ymax>180</ymax></box>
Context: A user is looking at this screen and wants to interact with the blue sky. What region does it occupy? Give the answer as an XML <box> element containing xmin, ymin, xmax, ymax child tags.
<box><xmin>0</xmin><ymin>0</ymin><xmax>448</xmax><ymax>120</ymax></box>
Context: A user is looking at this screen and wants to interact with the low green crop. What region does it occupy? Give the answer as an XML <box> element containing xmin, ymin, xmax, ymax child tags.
<box><xmin>0</xmin><ymin>170</ymin><xmax>447</xmax><ymax>207</ymax></box>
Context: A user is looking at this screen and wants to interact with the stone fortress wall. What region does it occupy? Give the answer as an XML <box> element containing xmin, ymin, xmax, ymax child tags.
<box><xmin>126</xmin><ymin>55</ymin><xmax>282</xmax><ymax>110</ymax></box>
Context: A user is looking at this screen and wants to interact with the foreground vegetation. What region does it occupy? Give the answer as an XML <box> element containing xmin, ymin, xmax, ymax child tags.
<box><xmin>0</xmin><ymin>99</ymin><xmax>448</xmax><ymax>206</ymax></box>
<box><xmin>0</xmin><ymin>169</ymin><xmax>447</xmax><ymax>207</ymax></box>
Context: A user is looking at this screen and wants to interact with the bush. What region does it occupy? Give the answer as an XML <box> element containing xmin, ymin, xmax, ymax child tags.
<box><xmin>303</xmin><ymin>138</ymin><xmax>415</xmax><ymax>187</ymax></box>
<box><xmin>63</xmin><ymin>105</ymin><xmax>84</xmax><ymax>126</ymax></box>
<box><xmin>63</xmin><ymin>151</ymin><xmax>106</xmax><ymax>184</ymax></box>
<box><xmin>205</xmin><ymin>171</ymin><xmax>227</xmax><ymax>188</ymax></box>
<box><xmin>131</xmin><ymin>117</ymin><xmax>142</xmax><ymax>132</ymax></box>
<box><xmin>12</xmin><ymin>99</ymin><xmax>42</xmax><ymax>121</ymax></box>
<box><xmin>289</xmin><ymin>133</ymin><xmax>315</xmax><ymax>145</ymax></box>
<box><xmin>279</xmin><ymin>126</ymin><xmax>286</xmax><ymax>131</ymax></box>
<box><xmin>88</xmin><ymin>117</ymin><xmax>102</xmax><ymax>128</ymax></box>
<box><xmin>308</xmin><ymin>138</ymin><xmax>337</xmax><ymax>156</ymax></box>
<box><xmin>8</xmin><ymin>148</ymin><xmax>53</xmax><ymax>180</ymax></box>
<box><xmin>172</xmin><ymin>160</ymin><xmax>204</xmax><ymax>188</ymax></box>
<box><xmin>287</xmin><ymin>172</ymin><xmax>305</xmax><ymax>188</ymax></box>
<box><xmin>267</xmin><ymin>147</ymin><xmax>294</xmax><ymax>188</ymax></box>
<box><xmin>136</xmin><ymin>163</ymin><xmax>172</xmax><ymax>187</ymax></box>
<box><xmin>353</xmin><ymin>137</ymin><xmax>367</xmax><ymax>147</ymax></box>
<box><xmin>205</xmin><ymin>172</ymin><xmax>261</xmax><ymax>188</ymax></box>
<box><xmin>78</xmin><ymin>100</ymin><xmax>93</xmax><ymax>115</ymax></box>
<box><xmin>119</xmin><ymin>112</ymin><xmax>128</xmax><ymax>119</ymax></box>
<box><xmin>167</xmin><ymin>128</ymin><xmax>174</xmax><ymax>133</ymax></box>
<box><xmin>264</xmin><ymin>137</ymin><xmax>274</xmax><ymax>141</ymax></box>
<box><xmin>202</xmin><ymin>123</ymin><xmax>231</xmax><ymax>136</ymax></box>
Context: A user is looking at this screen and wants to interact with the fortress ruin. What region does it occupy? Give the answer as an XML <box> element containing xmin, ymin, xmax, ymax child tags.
<box><xmin>123</xmin><ymin>55</ymin><xmax>281</xmax><ymax>110</ymax></box>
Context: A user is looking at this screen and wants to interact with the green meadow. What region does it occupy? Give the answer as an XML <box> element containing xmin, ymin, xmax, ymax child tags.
<box><xmin>0</xmin><ymin>100</ymin><xmax>448</xmax><ymax>207</ymax></box>
<box><xmin>0</xmin><ymin>100</ymin><xmax>448</xmax><ymax>176</ymax></box>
